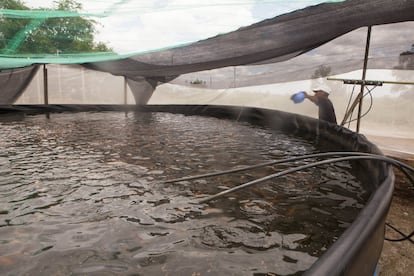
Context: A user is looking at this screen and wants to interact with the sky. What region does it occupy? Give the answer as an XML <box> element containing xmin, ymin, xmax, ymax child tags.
<box><xmin>21</xmin><ymin>0</ymin><xmax>339</xmax><ymax>53</ymax></box>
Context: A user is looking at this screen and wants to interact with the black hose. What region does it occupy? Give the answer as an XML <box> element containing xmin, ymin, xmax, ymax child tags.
<box><xmin>191</xmin><ymin>153</ymin><xmax>414</xmax><ymax>244</ymax></box>
<box><xmin>196</xmin><ymin>154</ymin><xmax>413</xmax><ymax>204</ymax></box>
<box><xmin>162</xmin><ymin>151</ymin><xmax>413</xmax><ymax>187</ymax></box>
<box><xmin>385</xmin><ymin>223</ymin><xmax>414</xmax><ymax>244</ymax></box>
<box><xmin>162</xmin><ymin>151</ymin><xmax>414</xmax><ymax>243</ymax></box>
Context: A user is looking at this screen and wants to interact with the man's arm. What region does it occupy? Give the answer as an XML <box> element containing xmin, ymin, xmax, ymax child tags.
<box><xmin>304</xmin><ymin>92</ymin><xmax>318</xmax><ymax>104</ymax></box>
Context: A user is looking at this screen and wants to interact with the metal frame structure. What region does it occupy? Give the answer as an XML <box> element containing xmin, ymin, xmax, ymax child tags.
<box><xmin>328</xmin><ymin>26</ymin><xmax>414</xmax><ymax>133</ymax></box>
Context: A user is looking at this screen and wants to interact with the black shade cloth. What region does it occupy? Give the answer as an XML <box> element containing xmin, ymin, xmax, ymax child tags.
<box><xmin>0</xmin><ymin>66</ymin><xmax>39</xmax><ymax>104</ymax></box>
<box><xmin>84</xmin><ymin>0</ymin><xmax>414</xmax><ymax>80</ymax></box>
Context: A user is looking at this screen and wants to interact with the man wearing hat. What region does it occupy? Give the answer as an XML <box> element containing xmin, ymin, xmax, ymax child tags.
<box><xmin>304</xmin><ymin>86</ymin><xmax>337</xmax><ymax>124</ymax></box>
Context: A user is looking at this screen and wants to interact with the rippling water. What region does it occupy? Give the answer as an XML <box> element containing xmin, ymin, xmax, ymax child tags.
<box><xmin>0</xmin><ymin>112</ymin><xmax>368</xmax><ymax>275</ymax></box>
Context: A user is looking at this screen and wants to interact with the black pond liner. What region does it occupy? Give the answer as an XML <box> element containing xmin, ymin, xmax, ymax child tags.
<box><xmin>0</xmin><ymin>104</ymin><xmax>394</xmax><ymax>276</ymax></box>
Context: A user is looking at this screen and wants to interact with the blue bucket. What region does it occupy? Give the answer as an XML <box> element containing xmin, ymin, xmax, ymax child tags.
<box><xmin>291</xmin><ymin>91</ymin><xmax>305</xmax><ymax>104</ymax></box>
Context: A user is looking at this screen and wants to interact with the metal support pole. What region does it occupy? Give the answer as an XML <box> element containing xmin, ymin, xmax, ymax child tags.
<box><xmin>339</xmin><ymin>26</ymin><xmax>372</xmax><ymax>131</ymax></box>
<box><xmin>43</xmin><ymin>64</ymin><xmax>49</xmax><ymax>119</ymax></box>
<box><xmin>356</xmin><ymin>26</ymin><xmax>372</xmax><ymax>133</ymax></box>
<box><xmin>43</xmin><ymin>64</ymin><xmax>48</xmax><ymax>105</ymax></box>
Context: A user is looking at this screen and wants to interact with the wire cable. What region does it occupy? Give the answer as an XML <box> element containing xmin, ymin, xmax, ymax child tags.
<box><xmin>343</xmin><ymin>85</ymin><xmax>375</xmax><ymax>125</ymax></box>
<box><xmin>344</xmin><ymin>86</ymin><xmax>375</xmax><ymax>124</ymax></box>
<box><xmin>344</xmin><ymin>84</ymin><xmax>356</xmax><ymax>128</ymax></box>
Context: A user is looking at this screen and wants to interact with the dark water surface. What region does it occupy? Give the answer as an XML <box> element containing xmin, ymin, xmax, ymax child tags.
<box><xmin>0</xmin><ymin>112</ymin><xmax>368</xmax><ymax>275</ymax></box>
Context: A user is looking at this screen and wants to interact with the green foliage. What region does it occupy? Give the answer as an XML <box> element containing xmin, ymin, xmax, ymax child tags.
<box><xmin>0</xmin><ymin>0</ymin><xmax>29</xmax><ymax>51</ymax></box>
<box><xmin>55</xmin><ymin>0</ymin><xmax>82</xmax><ymax>11</ymax></box>
<box><xmin>391</xmin><ymin>45</ymin><xmax>414</xmax><ymax>99</ymax></box>
<box><xmin>0</xmin><ymin>0</ymin><xmax>27</xmax><ymax>9</ymax></box>
<box><xmin>396</xmin><ymin>51</ymin><xmax>414</xmax><ymax>70</ymax></box>
<box><xmin>0</xmin><ymin>0</ymin><xmax>112</xmax><ymax>55</ymax></box>
<box><xmin>311</xmin><ymin>65</ymin><xmax>332</xmax><ymax>78</ymax></box>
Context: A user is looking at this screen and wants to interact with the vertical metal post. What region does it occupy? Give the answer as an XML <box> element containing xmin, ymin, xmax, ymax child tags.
<box><xmin>43</xmin><ymin>64</ymin><xmax>48</xmax><ymax>105</ymax></box>
<box><xmin>356</xmin><ymin>26</ymin><xmax>372</xmax><ymax>133</ymax></box>
<box><xmin>43</xmin><ymin>64</ymin><xmax>50</xmax><ymax>119</ymax></box>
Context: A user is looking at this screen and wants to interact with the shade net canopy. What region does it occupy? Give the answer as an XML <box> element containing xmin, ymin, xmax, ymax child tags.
<box><xmin>1</xmin><ymin>0</ymin><xmax>414</xmax><ymax>104</ymax></box>
<box><xmin>1</xmin><ymin>0</ymin><xmax>347</xmax><ymax>69</ymax></box>
<box><xmin>1</xmin><ymin>0</ymin><xmax>413</xmax><ymax>69</ymax></box>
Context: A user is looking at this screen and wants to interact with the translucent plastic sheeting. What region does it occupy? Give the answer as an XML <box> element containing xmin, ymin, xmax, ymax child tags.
<box><xmin>14</xmin><ymin>64</ymin><xmax>135</xmax><ymax>105</ymax></box>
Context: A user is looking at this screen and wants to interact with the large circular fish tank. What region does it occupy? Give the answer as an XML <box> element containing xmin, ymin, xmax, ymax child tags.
<box><xmin>0</xmin><ymin>104</ymin><xmax>393</xmax><ymax>276</ymax></box>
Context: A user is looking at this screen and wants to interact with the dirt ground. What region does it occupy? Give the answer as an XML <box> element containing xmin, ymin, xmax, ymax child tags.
<box><xmin>378</xmin><ymin>157</ymin><xmax>414</xmax><ymax>276</ymax></box>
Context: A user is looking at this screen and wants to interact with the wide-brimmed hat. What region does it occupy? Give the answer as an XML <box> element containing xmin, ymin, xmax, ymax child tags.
<box><xmin>312</xmin><ymin>86</ymin><xmax>331</xmax><ymax>95</ymax></box>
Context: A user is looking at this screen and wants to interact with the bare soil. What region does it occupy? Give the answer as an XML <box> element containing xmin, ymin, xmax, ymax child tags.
<box><xmin>378</xmin><ymin>158</ymin><xmax>414</xmax><ymax>276</ymax></box>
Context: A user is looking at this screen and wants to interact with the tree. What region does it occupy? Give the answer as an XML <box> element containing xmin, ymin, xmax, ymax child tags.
<box><xmin>311</xmin><ymin>65</ymin><xmax>331</xmax><ymax>79</ymax></box>
<box><xmin>0</xmin><ymin>0</ymin><xmax>30</xmax><ymax>52</ymax></box>
<box><xmin>0</xmin><ymin>0</ymin><xmax>111</xmax><ymax>55</ymax></box>
<box><xmin>394</xmin><ymin>44</ymin><xmax>414</xmax><ymax>70</ymax></box>
<box><xmin>392</xmin><ymin>44</ymin><xmax>414</xmax><ymax>99</ymax></box>
<box><xmin>310</xmin><ymin>65</ymin><xmax>336</xmax><ymax>92</ymax></box>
